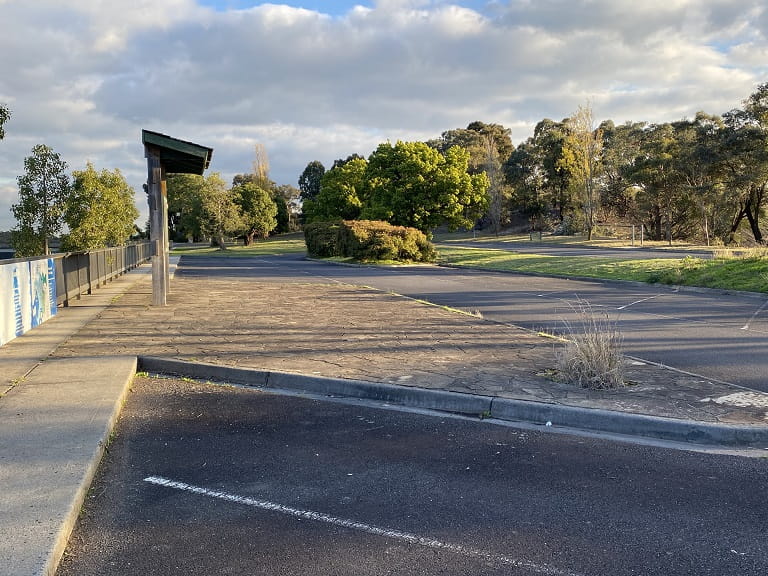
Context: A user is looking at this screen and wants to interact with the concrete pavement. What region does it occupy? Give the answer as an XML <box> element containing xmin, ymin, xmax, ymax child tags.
<box><xmin>1</xmin><ymin>255</ymin><xmax>767</xmax><ymax>575</ymax></box>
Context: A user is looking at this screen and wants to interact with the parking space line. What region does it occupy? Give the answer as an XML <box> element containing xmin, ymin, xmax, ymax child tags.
<box><xmin>742</xmin><ymin>299</ymin><xmax>768</xmax><ymax>330</ymax></box>
<box><xmin>617</xmin><ymin>294</ymin><xmax>662</xmax><ymax>310</ymax></box>
<box><xmin>144</xmin><ymin>476</ymin><xmax>584</xmax><ymax>576</ymax></box>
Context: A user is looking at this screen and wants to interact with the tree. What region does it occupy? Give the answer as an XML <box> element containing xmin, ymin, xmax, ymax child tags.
<box><xmin>560</xmin><ymin>104</ymin><xmax>604</xmax><ymax>239</ymax></box>
<box><xmin>11</xmin><ymin>144</ymin><xmax>71</xmax><ymax>256</ymax></box>
<box><xmin>718</xmin><ymin>84</ymin><xmax>768</xmax><ymax>245</ymax></box>
<box><xmin>252</xmin><ymin>143</ymin><xmax>270</xmax><ymax>185</ymax></box>
<box><xmin>599</xmin><ymin>120</ymin><xmax>645</xmax><ymax>220</ymax></box>
<box><xmin>429</xmin><ymin>122</ymin><xmax>514</xmax><ymax>175</ymax></box>
<box><xmin>506</xmin><ymin>119</ymin><xmax>573</xmax><ymax>230</ymax></box>
<box><xmin>232</xmin><ymin>181</ymin><xmax>278</xmax><ymax>244</ymax></box>
<box><xmin>274</xmin><ymin>184</ymin><xmax>300</xmax><ymax>232</ymax></box>
<box><xmin>304</xmin><ymin>156</ymin><xmax>367</xmax><ymax>223</ymax></box>
<box><xmin>167</xmin><ymin>173</ymin><xmax>207</xmax><ymax>242</ymax></box>
<box><xmin>298</xmin><ymin>160</ymin><xmax>325</xmax><ymax>201</ymax></box>
<box><xmin>194</xmin><ymin>173</ymin><xmax>243</xmax><ymax>249</ymax></box>
<box><xmin>363</xmin><ymin>141</ymin><xmax>489</xmax><ymax>233</ymax></box>
<box><xmin>60</xmin><ymin>163</ymin><xmax>139</xmax><ymax>251</ymax></box>
<box><xmin>0</xmin><ymin>104</ymin><xmax>10</xmax><ymax>140</ymax></box>
<box><xmin>481</xmin><ymin>135</ymin><xmax>508</xmax><ymax>235</ymax></box>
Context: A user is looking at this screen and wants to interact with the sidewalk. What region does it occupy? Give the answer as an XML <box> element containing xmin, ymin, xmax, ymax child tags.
<box><xmin>1</xmin><ymin>257</ymin><xmax>768</xmax><ymax>575</ymax></box>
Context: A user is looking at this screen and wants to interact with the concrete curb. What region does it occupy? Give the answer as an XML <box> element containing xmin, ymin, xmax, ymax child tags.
<box><xmin>137</xmin><ymin>356</ymin><xmax>768</xmax><ymax>448</ymax></box>
<box><xmin>137</xmin><ymin>356</ymin><xmax>491</xmax><ymax>416</ymax></box>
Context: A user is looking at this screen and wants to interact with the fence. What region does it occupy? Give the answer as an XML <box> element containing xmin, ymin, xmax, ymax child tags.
<box><xmin>0</xmin><ymin>242</ymin><xmax>151</xmax><ymax>347</ymax></box>
<box><xmin>53</xmin><ymin>242</ymin><xmax>152</xmax><ymax>307</ymax></box>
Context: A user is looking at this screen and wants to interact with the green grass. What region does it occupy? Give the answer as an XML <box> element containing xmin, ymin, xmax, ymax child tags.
<box><xmin>434</xmin><ymin>230</ymin><xmax>714</xmax><ymax>251</ymax></box>
<box><xmin>171</xmin><ymin>235</ymin><xmax>306</xmax><ymax>257</ymax></box>
<box><xmin>438</xmin><ymin>246</ymin><xmax>768</xmax><ymax>294</ymax></box>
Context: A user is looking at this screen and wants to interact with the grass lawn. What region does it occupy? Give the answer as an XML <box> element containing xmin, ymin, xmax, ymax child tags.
<box><xmin>171</xmin><ymin>235</ymin><xmax>306</xmax><ymax>257</ymax></box>
<box><xmin>170</xmin><ymin>232</ymin><xmax>767</xmax><ymax>294</ymax></box>
<box><xmin>437</xmin><ymin>245</ymin><xmax>768</xmax><ymax>294</ymax></box>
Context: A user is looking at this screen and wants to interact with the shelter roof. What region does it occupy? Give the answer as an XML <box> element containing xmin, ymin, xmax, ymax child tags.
<box><xmin>142</xmin><ymin>130</ymin><xmax>213</xmax><ymax>175</ymax></box>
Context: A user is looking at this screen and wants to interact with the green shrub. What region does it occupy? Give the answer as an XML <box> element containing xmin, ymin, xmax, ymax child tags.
<box><xmin>337</xmin><ymin>220</ymin><xmax>436</xmax><ymax>263</ymax></box>
<box><xmin>304</xmin><ymin>220</ymin><xmax>342</xmax><ymax>257</ymax></box>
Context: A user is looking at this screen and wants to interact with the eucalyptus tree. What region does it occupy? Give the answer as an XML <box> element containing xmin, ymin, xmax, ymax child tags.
<box><xmin>718</xmin><ymin>84</ymin><xmax>768</xmax><ymax>244</ymax></box>
<box><xmin>599</xmin><ymin>120</ymin><xmax>645</xmax><ymax>220</ymax></box>
<box><xmin>626</xmin><ymin>123</ymin><xmax>683</xmax><ymax>242</ymax></box>
<box><xmin>429</xmin><ymin>122</ymin><xmax>514</xmax><ymax>175</ymax></box>
<box><xmin>11</xmin><ymin>144</ymin><xmax>71</xmax><ymax>256</ymax></box>
<box><xmin>668</xmin><ymin>113</ymin><xmax>725</xmax><ymax>244</ymax></box>
<box><xmin>505</xmin><ymin>140</ymin><xmax>548</xmax><ymax>228</ymax></box>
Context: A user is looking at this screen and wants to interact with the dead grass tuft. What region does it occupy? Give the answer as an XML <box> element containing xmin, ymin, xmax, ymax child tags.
<box><xmin>556</xmin><ymin>299</ymin><xmax>626</xmax><ymax>389</ymax></box>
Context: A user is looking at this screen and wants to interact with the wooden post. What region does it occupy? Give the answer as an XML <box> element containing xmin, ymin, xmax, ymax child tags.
<box><xmin>146</xmin><ymin>147</ymin><xmax>168</xmax><ymax>306</ymax></box>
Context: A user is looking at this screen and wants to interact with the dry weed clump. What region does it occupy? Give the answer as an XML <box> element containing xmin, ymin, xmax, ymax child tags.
<box><xmin>556</xmin><ymin>300</ymin><xmax>626</xmax><ymax>389</ymax></box>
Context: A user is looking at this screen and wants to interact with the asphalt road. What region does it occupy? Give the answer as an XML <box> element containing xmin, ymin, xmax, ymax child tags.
<box><xmin>176</xmin><ymin>254</ymin><xmax>768</xmax><ymax>392</ymax></box>
<box><xmin>57</xmin><ymin>377</ymin><xmax>768</xmax><ymax>576</ymax></box>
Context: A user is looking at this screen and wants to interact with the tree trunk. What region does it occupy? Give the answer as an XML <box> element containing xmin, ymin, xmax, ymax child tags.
<box><xmin>744</xmin><ymin>203</ymin><xmax>764</xmax><ymax>244</ymax></box>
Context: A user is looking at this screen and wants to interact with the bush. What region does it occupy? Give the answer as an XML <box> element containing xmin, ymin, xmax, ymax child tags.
<box><xmin>555</xmin><ymin>299</ymin><xmax>626</xmax><ymax>389</ymax></box>
<box><xmin>304</xmin><ymin>220</ymin><xmax>342</xmax><ymax>257</ymax></box>
<box><xmin>337</xmin><ymin>220</ymin><xmax>436</xmax><ymax>263</ymax></box>
<box><xmin>305</xmin><ymin>220</ymin><xmax>436</xmax><ymax>262</ymax></box>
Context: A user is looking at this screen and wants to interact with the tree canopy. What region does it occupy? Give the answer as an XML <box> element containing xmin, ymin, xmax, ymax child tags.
<box><xmin>61</xmin><ymin>163</ymin><xmax>139</xmax><ymax>251</ymax></box>
<box><xmin>11</xmin><ymin>144</ymin><xmax>71</xmax><ymax>256</ymax></box>
<box><xmin>363</xmin><ymin>141</ymin><xmax>489</xmax><ymax>233</ymax></box>
<box><xmin>233</xmin><ymin>181</ymin><xmax>278</xmax><ymax>244</ymax></box>
<box><xmin>298</xmin><ymin>160</ymin><xmax>325</xmax><ymax>201</ymax></box>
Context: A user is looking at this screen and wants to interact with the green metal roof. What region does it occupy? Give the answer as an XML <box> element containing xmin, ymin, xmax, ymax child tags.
<box><xmin>142</xmin><ymin>129</ymin><xmax>213</xmax><ymax>175</ymax></box>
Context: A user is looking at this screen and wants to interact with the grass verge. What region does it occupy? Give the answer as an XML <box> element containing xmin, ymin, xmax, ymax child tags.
<box><xmin>437</xmin><ymin>246</ymin><xmax>768</xmax><ymax>294</ymax></box>
<box><xmin>171</xmin><ymin>235</ymin><xmax>306</xmax><ymax>257</ymax></box>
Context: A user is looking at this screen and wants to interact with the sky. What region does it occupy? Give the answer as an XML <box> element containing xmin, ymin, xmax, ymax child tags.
<box><xmin>1</xmin><ymin>0</ymin><xmax>767</xmax><ymax>231</ymax></box>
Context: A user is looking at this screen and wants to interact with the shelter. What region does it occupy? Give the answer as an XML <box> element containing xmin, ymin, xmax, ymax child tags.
<box><xmin>142</xmin><ymin>130</ymin><xmax>213</xmax><ymax>306</ymax></box>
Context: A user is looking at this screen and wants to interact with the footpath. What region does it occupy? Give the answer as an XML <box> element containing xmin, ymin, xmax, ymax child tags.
<box><xmin>1</xmin><ymin>257</ymin><xmax>768</xmax><ymax>576</ymax></box>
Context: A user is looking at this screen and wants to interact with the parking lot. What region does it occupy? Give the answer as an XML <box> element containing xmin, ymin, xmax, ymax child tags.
<box><xmin>56</xmin><ymin>375</ymin><xmax>768</xmax><ymax>576</ymax></box>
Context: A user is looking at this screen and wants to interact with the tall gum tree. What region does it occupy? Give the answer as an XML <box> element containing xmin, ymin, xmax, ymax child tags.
<box><xmin>560</xmin><ymin>104</ymin><xmax>603</xmax><ymax>240</ymax></box>
<box><xmin>11</xmin><ymin>144</ymin><xmax>71</xmax><ymax>256</ymax></box>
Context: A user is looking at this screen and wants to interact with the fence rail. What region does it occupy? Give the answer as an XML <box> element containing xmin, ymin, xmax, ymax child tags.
<box><xmin>52</xmin><ymin>242</ymin><xmax>152</xmax><ymax>307</ymax></box>
<box><xmin>2</xmin><ymin>242</ymin><xmax>152</xmax><ymax>308</ymax></box>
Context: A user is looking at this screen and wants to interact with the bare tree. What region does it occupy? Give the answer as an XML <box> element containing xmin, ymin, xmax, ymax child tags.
<box><xmin>561</xmin><ymin>103</ymin><xmax>603</xmax><ymax>240</ymax></box>
<box><xmin>482</xmin><ymin>135</ymin><xmax>506</xmax><ymax>235</ymax></box>
<box><xmin>252</xmin><ymin>143</ymin><xmax>270</xmax><ymax>185</ymax></box>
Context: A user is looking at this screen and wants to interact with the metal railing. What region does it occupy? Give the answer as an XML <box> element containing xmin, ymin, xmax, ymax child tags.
<box><xmin>49</xmin><ymin>242</ymin><xmax>152</xmax><ymax>307</ymax></box>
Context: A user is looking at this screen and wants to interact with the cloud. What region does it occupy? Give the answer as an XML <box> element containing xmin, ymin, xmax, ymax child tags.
<box><xmin>1</xmin><ymin>0</ymin><xmax>767</xmax><ymax>231</ymax></box>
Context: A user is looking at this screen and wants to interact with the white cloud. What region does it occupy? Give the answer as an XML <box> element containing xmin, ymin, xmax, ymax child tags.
<box><xmin>1</xmin><ymin>0</ymin><xmax>767</xmax><ymax>231</ymax></box>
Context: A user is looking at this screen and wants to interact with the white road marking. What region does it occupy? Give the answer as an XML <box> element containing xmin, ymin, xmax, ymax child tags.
<box><xmin>742</xmin><ymin>299</ymin><xmax>768</xmax><ymax>330</ymax></box>
<box><xmin>616</xmin><ymin>294</ymin><xmax>662</xmax><ymax>310</ymax></box>
<box><xmin>144</xmin><ymin>475</ymin><xmax>584</xmax><ymax>576</ymax></box>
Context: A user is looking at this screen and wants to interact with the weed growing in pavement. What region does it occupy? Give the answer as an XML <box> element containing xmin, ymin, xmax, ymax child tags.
<box><xmin>555</xmin><ymin>299</ymin><xmax>626</xmax><ymax>389</ymax></box>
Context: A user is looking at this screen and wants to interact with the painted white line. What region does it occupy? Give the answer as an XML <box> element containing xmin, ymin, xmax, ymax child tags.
<box><xmin>741</xmin><ymin>299</ymin><xmax>768</xmax><ymax>330</ymax></box>
<box><xmin>144</xmin><ymin>476</ymin><xmax>584</xmax><ymax>576</ymax></box>
<box><xmin>616</xmin><ymin>294</ymin><xmax>662</xmax><ymax>310</ymax></box>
